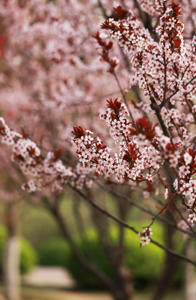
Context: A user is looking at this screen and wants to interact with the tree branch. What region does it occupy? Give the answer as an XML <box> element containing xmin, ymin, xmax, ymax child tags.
<box><xmin>68</xmin><ymin>184</ymin><xmax>196</xmax><ymax>267</ymax></box>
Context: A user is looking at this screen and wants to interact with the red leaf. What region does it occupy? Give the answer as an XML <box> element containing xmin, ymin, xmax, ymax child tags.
<box><xmin>72</xmin><ymin>126</ymin><xmax>85</xmax><ymax>138</ymax></box>
<box><xmin>155</xmin><ymin>206</ymin><xmax>162</xmax><ymax>210</ymax></box>
<box><xmin>54</xmin><ymin>148</ymin><xmax>62</xmax><ymax>161</ymax></box>
<box><xmin>0</xmin><ymin>35</ymin><xmax>7</xmax><ymax>58</ymax></box>
<box><xmin>113</xmin><ymin>6</ymin><xmax>128</xmax><ymax>21</ymax></box>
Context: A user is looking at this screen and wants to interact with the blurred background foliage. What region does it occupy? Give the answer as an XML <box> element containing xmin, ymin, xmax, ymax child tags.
<box><xmin>0</xmin><ymin>191</ymin><xmax>186</xmax><ymax>292</ymax></box>
<box><xmin>37</xmin><ymin>222</ymin><xmax>185</xmax><ymax>290</ymax></box>
<box><xmin>0</xmin><ymin>225</ymin><xmax>38</xmax><ymax>275</ymax></box>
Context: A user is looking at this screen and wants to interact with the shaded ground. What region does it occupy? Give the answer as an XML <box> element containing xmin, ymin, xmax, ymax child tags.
<box><xmin>0</xmin><ymin>285</ymin><xmax>183</xmax><ymax>300</ymax></box>
<box><xmin>21</xmin><ymin>288</ymin><xmax>183</xmax><ymax>300</ymax></box>
<box><xmin>22</xmin><ymin>288</ymin><xmax>113</xmax><ymax>300</ymax></box>
<box><xmin>0</xmin><ymin>267</ymin><xmax>183</xmax><ymax>300</ymax></box>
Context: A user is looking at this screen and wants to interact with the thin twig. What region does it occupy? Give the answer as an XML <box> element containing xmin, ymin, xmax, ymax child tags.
<box><xmin>68</xmin><ymin>183</ymin><xmax>196</xmax><ymax>267</ymax></box>
<box><xmin>95</xmin><ymin>181</ymin><xmax>196</xmax><ymax>238</ymax></box>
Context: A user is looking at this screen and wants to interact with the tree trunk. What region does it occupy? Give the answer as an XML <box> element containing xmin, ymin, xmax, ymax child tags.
<box><xmin>151</xmin><ymin>223</ymin><xmax>179</xmax><ymax>300</ymax></box>
<box><xmin>50</xmin><ymin>205</ymin><xmax>133</xmax><ymax>300</ymax></box>
<box><xmin>183</xmin><ymin>240</ymin><xmax>196</xmax><ymax>300</ymax></box>
<box><xmin>3</xmin><ymin>203</ymin><xmax>20</xmax><ymax>300</ymax></box>
<box><xmin>88</xmin><ymin>189</ymin><xmax>134</xmax><ymax>300</ymax></box>
<box><xmin>112</xmin><ymin>289</ymin><xmax>132</xmax><ymax>300</ymax></box>
<box><xmin>112</xmin><ymin>266</ymin><xmax>134</xmax><ymax>300</ymax></box>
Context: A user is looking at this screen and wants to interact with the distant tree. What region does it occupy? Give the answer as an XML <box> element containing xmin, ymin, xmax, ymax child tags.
<box><xmin>1</xmin><ymin>1</ymin><xmax>196</xmax><ymax>300</ymax></box>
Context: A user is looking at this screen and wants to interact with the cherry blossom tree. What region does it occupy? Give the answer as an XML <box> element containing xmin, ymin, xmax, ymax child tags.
<box><xmin>1</xmin><ymin>0</ymin><xmax>196</xmax><ymax>300</ymax></box>
<box><xmin>0</xmin><ymin>1</ymin><xmax>132</xmax><ymax>300</ymax></box>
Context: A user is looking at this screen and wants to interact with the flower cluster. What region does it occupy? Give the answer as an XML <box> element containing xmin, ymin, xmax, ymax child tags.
<box><xmin>0</xmin><ymin>117</ymin><xmax>21</xmax><ymax>145</ymax></box>
<box><xmin>157</xmin><ymin>2</ymin><xmax>184</xmax><ymax>55</ymax></box>
<box><xmin>138</xmin><ymin>227</ymin><xmax>153</xmax><ymax>246</ymax></box>
<box><xmin>175</xmin><ymin>149</ymin><xmax>196</xmax><ymax>218</ymax></box>
<box><xmin>99</xmin><ymin>98</ymin><xmax>131</xmax><ymax>143</ymax></box>
<box><xmin>73</xmin><ymin>98</ymin><xmax>163</xmax><ymax>184</ymax></box>
<box><xmin>0</xmin><ymin>118</ymin><xmax>94</xmax><ymax>192</ymax></box>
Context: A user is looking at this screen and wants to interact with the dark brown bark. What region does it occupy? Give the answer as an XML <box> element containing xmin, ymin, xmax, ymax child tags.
<box><xmin>3</xmin><ymin>203</ymin><xmax>20</xmax><ymax>300</ymax></box>
<box><xmin>113</xmin><ymin>266</ymin><xmax>134</xmax><ymax>300</ymax></box>
<box><xmin>49</xmin><ymin>203</ymin><xmax>133</xmax><ymax>300</ymax></box>
<box><xmin>151</xmin><ymin>223</ymin><xmax>179</xmax><ymax>300</ymax></box>
<box><xmin>184</xmin><ymin>239</ymin><xmax>196</xmax><ymax>300</ymax></box>
<box><xmin>89</xmin><ymin>189</ymin><xmax>134</xmax><ymax>300</ymax></box>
